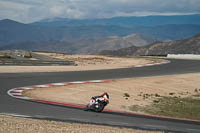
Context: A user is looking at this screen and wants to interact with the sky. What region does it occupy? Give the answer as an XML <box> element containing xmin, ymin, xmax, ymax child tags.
<box><xmin>0</xmin><ymin>0</ymin><xmax>200</xmax><ymax>23</ymax></box>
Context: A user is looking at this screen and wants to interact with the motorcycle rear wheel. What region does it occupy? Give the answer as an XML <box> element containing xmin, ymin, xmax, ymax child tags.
<box><xmin>84</xmin><ymin>104</ymin><xmax>90</xmax><ymax>111</ymax></box>
<box><xmin>94</xmin><ymin>103</ymin><xmax>105</xmax><ymax>112</ymax></box>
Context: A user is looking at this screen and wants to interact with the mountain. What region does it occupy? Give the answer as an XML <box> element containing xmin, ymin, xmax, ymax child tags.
<box><xmin>1</xmin><ymin>19</ymin><xmax>200</xmax><ymax>48</ymax></box>
<box><xmin>1</xmin><ymin>15</ymin><xmax>200</xmax><ymax>53</ymax></box>
<box><xmin>0</xmin><ymin>33</ymin><xmax>156</xmax><ymax>54</ymax></box>
<box><xmin>99</xmin><ymin>33</ymin><xmax>200</xmax><ymax>56</ymax></box>
<box><xmin>32</xmin><ymin>15</ymin><xmax>200</xmax><ymax>27</ymax></box>
<box><xmin>0</xmin><ymin>19</ymin><xmax>65</xmax><ymax>46</ymax></box>
<box><xmin>0</xmin><ymin>19</ymin><xmax>133</xmax><ymax>46</ymax></box>
<box><xmin>31</xmin><ymin>15</ymin><xmax>200</xmax><ymax>41</ymax></box>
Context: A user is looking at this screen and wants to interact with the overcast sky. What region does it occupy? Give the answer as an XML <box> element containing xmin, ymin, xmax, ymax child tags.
<box><xmin>0</xmin><ymin>0</ymin><xmax>200</xmax><ymax>23</ymax></box>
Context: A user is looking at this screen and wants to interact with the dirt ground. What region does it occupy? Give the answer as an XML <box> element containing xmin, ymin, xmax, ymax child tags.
<box><xmin>2</xmin><ymin>53</ymin><xmax>199</xmax><ymax>131</ymax></box>
<box><xmin>0</xmin><ymin>115</ymin><xmax>162</xmax><ymax>133</ymax></box>
<box><xmin>0</xmin><ymin>53</ymin><xmax>164</xmax><ymax>73</ymax></box>
<box><xmin>23</xmin><ymin>73</ymin><xmax>200</xmax><ymax>113</ymax></box>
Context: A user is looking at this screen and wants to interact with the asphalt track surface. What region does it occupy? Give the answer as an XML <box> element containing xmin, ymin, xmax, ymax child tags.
<box><xmin>1</xmin><ymin>59</ymin><xmax>200</xmax><ymax>132</ymax></box>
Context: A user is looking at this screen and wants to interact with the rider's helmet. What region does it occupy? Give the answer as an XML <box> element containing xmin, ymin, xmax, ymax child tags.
<box><xmin>102</xmin><ymin>92</ymin><xmax>109</xmax><ymax>101</ymax></box>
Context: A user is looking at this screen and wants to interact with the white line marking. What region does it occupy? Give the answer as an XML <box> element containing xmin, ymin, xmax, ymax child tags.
<box><xmin>35</xmin><ymin>85</ymin><xmax>49</xmax><ymax>88</ymax></box>
<box><xmin>10</xmin><ymin>96</ymin><xmax>31</xmax><ymax>100</ymax></box>
<box><xmin>70</xmin><ymin>81</ymin><xmax>85</xmax><ymax>84</ymax></box>
<box><xmin>89</xmin><ymin>80</ymin><xmax>103</xmax><ymax>83</ymax></box>
<box><xmin>136</xmin><ymin>65</ymin><xmax>143</xmax><ymax>67</ymax></box>
<box><xmin>9</xmin><ymin>90</ymin><xmax>23</xmax><ymax>93</ymax></box>
<box><xmin>51</xmin><ymin>83</ymin><xmax>65</xmax><ymax>86</ymax></box>
<box><xmin>7</xmin><ymin>80</ymin><xmax>111</xmax><ymax>100</ymax></box>
<box><xmin>0</xmin><ymin>113</ymin><xmax>31</xmax><ymax>118</ymax></box>
<box><xmin>33</xmin><ymin>115</ymin><xmax>51</xmax><ymax>118</ymax></box>
<box><xmin>187</xmin><ymin>129</ymin><xmax>200</xmax><ymax>132</ymax></box>
<box><xmin>145</xmin><ymin>64</ymin><xmax>154</xmax><ymax>66</ymax></box>
<box><xmin>144</xmin><ymin>125</ymin><xmax>166</xmax><ymax>129</ymax></box>
<box><xmin>22</xmin><ymin>87</ymin><xmax>33</xmax><ymax>90</ymax></box>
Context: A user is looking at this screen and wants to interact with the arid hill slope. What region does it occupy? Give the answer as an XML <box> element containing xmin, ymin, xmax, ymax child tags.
<box><xmin>100</xmin><ymin>33</ymin><xmax>200</xmax><ymax>56</ymax></box>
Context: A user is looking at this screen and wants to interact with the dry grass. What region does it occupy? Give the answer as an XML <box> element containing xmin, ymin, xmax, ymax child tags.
<box><xmin>23</xmin><ymin>73</ymin><xmax>200</xmax><ymax>115</ymax></box>
<box><xmin>0</xmin><ymin>115</ymin><xmax>161</xmax><ymax>133</ymax></box>
<box><xmin>0</xmin><ymin>52</ymin><xmax>166</xmax><ymax>73</ymax></box>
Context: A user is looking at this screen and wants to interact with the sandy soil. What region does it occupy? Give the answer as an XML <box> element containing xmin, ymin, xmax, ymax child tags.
<box><xmin>0</xmin><ymin>52</ymin><xmax>164</xmax><ymax>73</ymax></box>
<box><xmin>23</xmin><ymin>73</ymin><xmax>200</xmax><ymax>113</ymax></box>
<box><xmin>0</xmin><ymin>115</ymin><xmax>161</xmax><ymax>133</ymax></box>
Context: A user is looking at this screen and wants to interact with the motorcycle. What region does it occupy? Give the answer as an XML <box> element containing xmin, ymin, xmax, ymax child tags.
<box><xmin>84</xmin><ymin>92</ymin><xmax>109</xmax><ymax>112</ymax></box>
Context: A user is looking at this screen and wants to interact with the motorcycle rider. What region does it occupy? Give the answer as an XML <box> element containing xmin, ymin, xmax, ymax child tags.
<box><xmin>85</xmin><ymin>92</ymin><xmax>109</xmax><ymax>112</ymax></box>
<box><xmin>92</xmin><ymin>92</ymin><xmax>109</xmax><ymax>105</ymax></box>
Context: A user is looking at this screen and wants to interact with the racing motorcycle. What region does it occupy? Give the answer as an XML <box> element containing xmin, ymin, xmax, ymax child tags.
<box><xmin>84</xmin><ymin>92</ymin><xmax>109</xmax><ymax>112</ymax></box>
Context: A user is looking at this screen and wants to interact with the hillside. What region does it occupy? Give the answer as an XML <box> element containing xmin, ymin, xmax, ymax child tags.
<box><xmin>0</xmin><ymin>34</ymin><xmax>156</xmax><ymax>54</ymax></box>
<box><xmin>100</xmin><ymin>33</ymin><xmax>200</xmax><ymax>56</ymax></box>
<box><xmin>67</xmin><ymin>34</ymin><xmax>157</xmax><ymax>54</ymax></box>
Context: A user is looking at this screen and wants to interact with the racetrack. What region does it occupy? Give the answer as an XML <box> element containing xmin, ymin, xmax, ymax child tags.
<box><xmin>1</xmin><ymin>59</ymin><xmax>200</xmax><ymax>132</ymax></box>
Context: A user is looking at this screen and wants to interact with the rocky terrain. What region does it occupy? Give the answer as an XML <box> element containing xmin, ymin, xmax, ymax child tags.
<box><xmin>100</xmin><ymin>33</ymin><xmax>200</xmax><ymax>56</ymax></box>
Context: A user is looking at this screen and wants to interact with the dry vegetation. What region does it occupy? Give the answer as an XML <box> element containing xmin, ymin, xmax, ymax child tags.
<box><xmin>23</xmin><ymin>73</ymin><xmax>200</xmax><ymax>120</ymax></box>
<box><xmin>35</xmin><ymin>52</ymin><xmax>160</xmax><ymax>67</ymax></box>
<box><xmin>0</xmin><ymin>115</ymin><xmax>162</xmax><ymax>133</ymax></box>
<box><xmin>0</xmin><ymin>52</ymin><xmax>165</xmax><ymax>73</ymax></box>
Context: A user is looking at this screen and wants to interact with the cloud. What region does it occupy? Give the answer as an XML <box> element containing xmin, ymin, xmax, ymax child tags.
<box><xmin>0</xmin><ymin>1</ymin><xmax>31</xmax><ymax>22</ymax></box>
<box><xmin>0</xmin><ymin>0</ymin><xmax>200</xmax><ymax>23</ymax></box>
